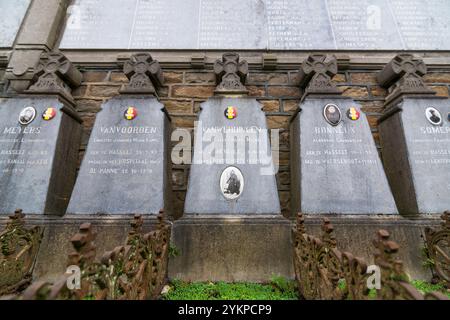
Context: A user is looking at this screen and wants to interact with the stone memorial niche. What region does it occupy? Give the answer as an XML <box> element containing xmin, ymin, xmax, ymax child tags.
<box><xmin>67</xmin><ymin>53</ymin><xmax>171</xmax><ymax>216</ymax></box>
<box><xmin>290</xmin><ymin>54</ymin><xmax>398</xmax><ymax>215</ymax></box>
<box><xmin>0</xmin><ymin>51</ymin><xmax>83</xmax><ymax>215</ymax></box>
<box><xmin>184</xmin><ymin>53</ymin><xmax>280</xmax><ymax>215</ymax></box>
<box><xmin>377</xmin><ymin>54</ymin><xmax>450</xmax><ymax>215</ymax></box>
<box><xmin>170</xmin><ymin>53</ymin><xmax>290</xmax><ymax>283</ymax></box>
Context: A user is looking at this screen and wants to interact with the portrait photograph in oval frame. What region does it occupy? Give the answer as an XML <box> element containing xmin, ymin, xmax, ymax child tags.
<box><xmin>425</xmin><ymin>107</ymin><xmax>443</xmax><ymax>126</ymax></box>
<box><xmin>18</xmin><ymin>106</ymin><xmax>37</xmax><ymax>125</ymax></box>
<box><xmin>220</xmin><ymin>166</ymin><xmax>244</xmax><ymax>201</ymax></box>
<box><xmin>323</xmin><ymin>103</ymin><xmax>342</xmax><ymax>126</ymax></box>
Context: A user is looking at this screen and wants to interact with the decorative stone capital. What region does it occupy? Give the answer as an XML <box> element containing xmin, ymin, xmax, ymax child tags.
<box><xmin>297</xmin><ymin>54</ymin><xmax>341</xmax><ymax>97</ymax></box>
<box><xmin>26</xmin><ymin>51</ymin><xmax>82</xmax><ymax>104</ymax></box>
<box><xmin>214</xmin><ymin>53</ymin><xmax>248</xmax><ymax>95</ymax></box>
<box><xmin>120</xmin><ymin>53</ymin><xmax>164</xmax><ymax>95</ymax></box>
<box><xmin>377</xmin><ymin>54</ymin><xmax>435</xmax><ymax>102</ymax></box>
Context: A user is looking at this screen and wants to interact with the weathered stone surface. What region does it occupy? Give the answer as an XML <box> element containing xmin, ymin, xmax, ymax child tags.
<box><xmin>169</xmin><ymin>216</ymin><xmax>293</xmax><ymax>282</ymax></box>
<box><xmin>184</xmin><ymin>98</ymin><xmax>281</xmax><ymax>215</ymax></box>
<box><xmin>378</xmin><ymin>98</ymin><xmax>450</xmax><ymax>215</ymax></box>
<box><xmin>67</xmin><ymin>97</ymin><xmax>172</xmax><ymax>215</ymax></box>
<box><xmin>0</xmin><ymin>0</ymin><xmax>31</xmax><ymax>47</ymax></box>
<box><xmin>291</xmin><ymin>98</ymin><xmax>398</xmax><ymax>214</ymax></box>
<box><xmin>0</xmin><ymin>97</ymin><xmax>81</xmax><ymax>215</ymax></box>
<box><xmin>59</xmin><ymin>0</ymin><xmax>450</xmax><ymax>50</ymax></box>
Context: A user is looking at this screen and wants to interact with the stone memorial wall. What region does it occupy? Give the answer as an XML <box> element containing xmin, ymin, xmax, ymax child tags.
<box><xmin>60</xmin><ymin>0</ymin><xmax>450</xmax><ymax>50</ymax></box>
<box><xmin>0</xmin><ymin>0</ymin><xmax>31</xmax><ymax>48</ymax></box>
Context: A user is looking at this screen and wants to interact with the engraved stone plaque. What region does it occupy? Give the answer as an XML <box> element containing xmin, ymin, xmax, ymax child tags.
<box><xmin>391</xmin><ymin>0</ymin><xmax>450</xmax><ymax>50</ymax></box>
<box><xmin>0</xmin><ymin>97</ymin><xmax>82</xmax><ymax>215</ymax></box>
<box><xmin>378</xmin><ymin>98</ymin><xmax>450</xmax><ymax>214</ymax></box>
<box><xmin>67</xmin><ymin>97</ymin><xmax>171</xmax><ymax>215</ymax></box>
<box><xmin>327</xmin><ymin>0</ymin><xmax>403</xmax><ymax>50</ymax></box>
<box><xmin>267</xmin><ymin>0</ymin><xmax>335</xmax><ymax>50</ymax></box>
<box><xmin>59</xmin><ymin>0</ymin><xmax>450</xmax><ymax>50</ymax></box>
<box><xmin>0</xmin><ymin>0</ymin><xmax>31</xmax><ymax>47</ymax></box>
<box><xmin>184</xmin><ymin>98</ymin><xmax>281</xmax><ymax>215</ymax></box>
<box><xmin>291</xmin><ymin>98</ymin><xmax>398</xmax><ymax>214</ymax></box>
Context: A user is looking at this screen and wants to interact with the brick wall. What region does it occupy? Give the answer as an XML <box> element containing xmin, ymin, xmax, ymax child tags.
<box><xmin>72</xmin><ymin>68</ymin><xmax>450</xmax><ymax>219</ymax></box>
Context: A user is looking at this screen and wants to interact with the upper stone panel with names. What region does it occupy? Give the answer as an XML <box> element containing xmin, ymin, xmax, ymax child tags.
<box><xmin>0</xmin><ymin>0</ymin><xmax>31</xmax><ymax>48</ymax></box>
<box><xmin>390</xmin><ymin>0</ymin><xmax>450</xmax><ymax>50</ymax></box>
<box><xmin>198</xmin><ymin>0</ymin><xmax>267</xmax><ymax>49</ymax></box>
<box><xmin>59</xmin><ymin>0</ymin><xmax>450</xmax><ymax>50</ymax></box>
<box><xmin>327</xmin><ymin>0</ymin><xmax>403</xmax><ymax>50</ymax></box>
<box><xmin>267</xmin><ymin>0</ymin><xmax>335</xmax><ymax>50</ymax></box>
<box><xmin>130</xmin><ymin>0</ymin><xmax>200</xmax><ymax>49</ymax></box>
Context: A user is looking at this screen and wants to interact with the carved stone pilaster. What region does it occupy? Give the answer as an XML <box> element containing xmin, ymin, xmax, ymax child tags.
<box><xmin>120</xmin><ymin>53</ymin><xmax>164</xmax><ymax>95</ymax></box>
<box><xmin>377</xmin><ymin>54</ymin><xmax>436</xmax><ymax>106</ymax></box>
<box><xmin>214</xmin><ymin>53</ymin><xmax>248</xmax><ymax>95</ymax></box>
<box><xmin>298</xmin><ymin>54</ymin><xmax>341</xmax><ymax>98</ymax></box>
<box><xmin>25</xmin><ymin>51</ymin><xmax>82</xmax><ymax>106</ymax></box>
<box><xmin>5</xmin><ymin>0</ymin><xmax>72</xmax><ymax>93</ymax></box>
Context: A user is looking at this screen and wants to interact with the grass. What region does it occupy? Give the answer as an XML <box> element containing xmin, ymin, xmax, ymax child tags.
<box><xmin>411</xmin><ymin>280</ymin><xmax>450</xmax><ymax>298</ymax></box>
<box><xmin>161</xmin><ymin>278</ymin><xmax>449</xmax><ymax>300</ymax></box>
<box><xmin>162</xmin><ymin>277</ymin><xmax>298</xmax><ymax>300</ymax></box>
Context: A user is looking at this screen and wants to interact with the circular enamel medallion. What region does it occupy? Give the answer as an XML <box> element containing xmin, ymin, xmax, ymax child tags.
<box><xmin>346</xmin><ymin>107</ymin><xmax>361</xmax><ymax>121</ymax></box>
<box><xmin>124</xmin><ymin>107</ymin><xmax>138</xmax><ymax>121</ymax></box>
<box><xmin>224</xmin><ymin>106</ymin><xmax>237</xmax><ymax>120</ymax></box>
<box><xmin>42</xmin><ymin>107</ymin><xmax>57</xmax><ymax>121</ymax></box>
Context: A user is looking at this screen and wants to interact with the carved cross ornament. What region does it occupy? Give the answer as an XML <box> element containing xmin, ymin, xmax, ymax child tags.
<box><xmin>297</xmin><ymin>54</ymin><xmax>341</xmax><ymax>96</ymax></box>
<box><xmin>377</xmin><ymin>54</ymin><xmax>435</xmax><ymax>96</ymax></box>
<box><xmin>28</xmin><ymin>51</ymin><xmax>82</xmax><ymax>98</ymax></box>
<box><xmin>121</xmin><ymin>53</ymin><xmax>163</xmax><ymax>94</ymax></box>
<box><xmin>214</xmin><ymin>53</ymin><xmax>248</xmax><ymax>95</ymax></box>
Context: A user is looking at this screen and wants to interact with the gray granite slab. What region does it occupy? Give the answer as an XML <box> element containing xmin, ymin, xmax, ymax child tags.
<box><xmin>379</xmin><ymin>98</ymin><xmax>450</xmax><ymax>214</ymax></box>
<box><xmin>184</xmin><ymin>97</ymin><xmax>281</xmax><ymax>215</ymax></box>
<box><xmin>291</xmin><ymin>98</ymin><xmax>398</xmax><ymax>214</ymax></box>
<box><xmin>59</xmin><ymin>0</ymin><xmax>450</xmax><ymax>50</ymax></box>
<box><xmin>67</xmin><ymin>97</ymin><xmax>171</xmax><ymax>215</ymax></box>
<box><xmin>327</xmin><ymin>0</ymin><xmax>403</xmax><ymax>50</ymax></box>
<box><xmin>0</xmin><ymin>97</ymin><xmax>81</xmax><ymax>215</ymax></box>
<box><xmin>0</xmin><ymin>0</ymin><xmax>31</xmax><ymax>47</ymax></box>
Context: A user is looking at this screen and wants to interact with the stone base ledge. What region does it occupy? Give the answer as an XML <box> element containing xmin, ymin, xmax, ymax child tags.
<box><xmin>169</xmin><ymin>215</ymin><xmax>293</xmax><ymax>283</ymax></box>
<box><xmin>0</xmin><ymin>214</ymin><xmax>171</xmax><ymax>283</ymax></box>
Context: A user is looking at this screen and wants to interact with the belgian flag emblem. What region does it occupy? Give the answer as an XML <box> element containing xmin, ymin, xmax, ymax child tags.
<box><xmin>42</xmin><ymin>107</ymin><xmax>57</xmax><ymax>121</ymax></box>
<box><xmin>346</xmin><ymin>107</ymin><xmax>360</xmax><ymax>121</ymax></box>
<box><xmin>124</xmin><ymin>107</ymin><xmax>138</xmax><ymax>120</ymax></box>
<box><xmin>225</xmin><ymin>106</ymin><xmax>237</xmax><ymax>120</ymax></box>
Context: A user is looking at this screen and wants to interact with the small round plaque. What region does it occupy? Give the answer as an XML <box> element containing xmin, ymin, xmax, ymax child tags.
<box><xmin>323</xmin><ymin>104</ymin><xmax>342</xmax><ymax>126</ymax></box>
<box><xmin>224</xmin><ymin>106</ymin><xmax>237</xmax><ymax>120</ymax></box>
<box><xmin>42</xmin><ymin>107</ymin><xmax>57</xmax><ymax>121</ymax></box>
<box><xmin>18</xmin><ymin>106</ymin><xmax>36</xmax><ymax>125</ymax></box>
<box><xmin>425</xmin><ymin>107</ymin><xmax>442</xmax><ymax>126</ymax></box>
<box><xmin>220</xmin><ymin>166</ymin><xmax>244</xmax><ymax>201</ymax></box>
<box><xmin>346</xmin><ymin>107</ymin><xmax>361</xmax><ymax>121</ymax></box>
<box><xmin>124</xmin><ymin>107</ymin><xmax>138</xmax><ymax>121</ymax></box>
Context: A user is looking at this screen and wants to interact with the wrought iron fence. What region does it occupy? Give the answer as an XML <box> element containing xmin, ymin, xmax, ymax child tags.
<box><xmin>292</xmin><ymin>213</ymin><xmax>449</xmax><ymax>300</ymax></box>
<box><xmin>0</xmin><ymin>211</ymin><xmax>170</xmax><ymax>300</ymax></box>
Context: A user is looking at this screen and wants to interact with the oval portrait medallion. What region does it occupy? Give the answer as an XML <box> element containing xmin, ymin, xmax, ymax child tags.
<box><xmin>220</xmin><ymin>166</ymin><xmax>244</xmax><ymax>201</ymax></box>
<box><xmin>425</xmin><ymin>107</ymin><xmax>442</xmax><ymax>126</ymax></box>
<box><xmin>323</xmin><ymin>104</ymin><xmax>342</xmax><ymax>126</ymax></box>
<box><xmin>18</xmin><ymin>106</ymin><xmax>36</xmax><ymax>125</ymax></box>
